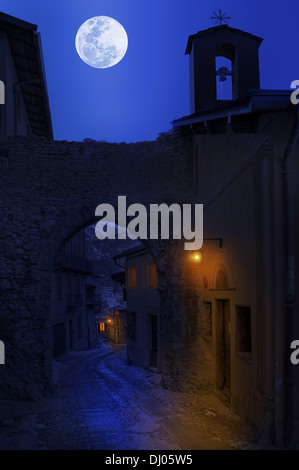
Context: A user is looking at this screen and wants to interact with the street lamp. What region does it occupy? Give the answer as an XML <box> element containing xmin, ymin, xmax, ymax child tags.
<box><xmin>190</xmin><ymin>251</ymin><xmax>202</xmax><ymax>263</ymax></box>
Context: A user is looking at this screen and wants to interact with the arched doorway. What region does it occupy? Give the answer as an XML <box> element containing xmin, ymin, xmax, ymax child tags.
<box><xmin>0</xmin><ymin>134</ymin><xmax>193</xmax><ymax>400</ymax></box>
<box><xmin>209</xmin><ymin>251</ymin><xmax>235</xmax><ymax>402</ymax></box>
<box><xmin>49</xmin><ymin>207</ymin><xmax>164</xmax><ymax>379</ymax></box>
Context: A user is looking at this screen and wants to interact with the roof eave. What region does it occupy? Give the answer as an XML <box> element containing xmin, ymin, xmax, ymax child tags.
<box><xmin>0</xmin><ymin>11</ymin><xmax>53</xmax><ymax>139</ymax></box>
<box><xmin>172</xmin><ymin>91</ymin><xmax>293</xmax><ymax>129</ymax></box>
<box><xmin>32</xmin><ymin>31</ymin><xmax>53</xmax><ymax>139</ymax></box>
<box><xmin>185</xmin><ymin>25</ymin><xmax>263</xmax><ymax>55</ymax></box>
<box><xmin>0</xmin><ymin>11</ymin><xmax>37</xmax><ymax>31</ymax></box>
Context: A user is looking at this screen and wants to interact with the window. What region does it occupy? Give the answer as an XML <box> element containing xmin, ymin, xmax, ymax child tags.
<box><xmin>235</xmin><ymin>306</ymin><xmax>252</xmax><ymax>360</ymax></box>
<box><xmin>215</xmin><ymin>56</ymin><xmax>233</xmax><ymax>101</ymax></box>
<box><xmin>127</xmin><ymin>266</ymin><xmax>137</xmax><ymax>289</ymax></box>
<box><xmin>127</xmin><ymin>312</ymin><xmax>137</xmax><ymax>340</ymax></box>
<box><xmin>215</xmin><ymin>266</ymin><xmax>229</xmax><ymax>289</ymax></box>
<box><xmin>148</xmin><ymin>263</ymin><xmax>158</xmax><ymax>289</ymax></box>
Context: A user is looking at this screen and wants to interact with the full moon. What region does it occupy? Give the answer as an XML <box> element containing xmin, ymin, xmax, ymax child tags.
<box><xmin>75</xmin><ymin>16</ymin><xmax>128</xmax><ymax>69</ymax></box>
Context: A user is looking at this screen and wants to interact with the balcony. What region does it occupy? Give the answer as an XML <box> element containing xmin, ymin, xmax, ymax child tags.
<box><xmin>54</xmin><ymin>253</ymin><xmax>93</xmax><ymax>275</ymax></box>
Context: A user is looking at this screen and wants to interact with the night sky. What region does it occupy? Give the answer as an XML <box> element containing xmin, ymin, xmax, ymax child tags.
<box><xmin>1</xmin><ymin>0</ymin><xmax>298</xmax><ymax>143</ymax></box>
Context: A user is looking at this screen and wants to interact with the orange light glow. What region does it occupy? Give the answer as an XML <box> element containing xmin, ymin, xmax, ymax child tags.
<box><xmin>107</xmin><ymin>318</ymin><xmax>112</xmax><ymax>324</ymax></box>
<box><xmin>190</xmin><ymin>252</ymin><xmax>202</xmax><ymax>263</ymax></box>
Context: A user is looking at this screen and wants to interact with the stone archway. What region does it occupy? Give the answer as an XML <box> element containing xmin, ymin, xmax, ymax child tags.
<box><xmin>0</xmin><ymin>131</ymin><xmax>196</xmax><ymax>399</ymax></box>
<box><xmin>209</xmin><ymin>250</ymin><xmax>235</xmax><ymax>399</ymax></box>
<box><xmin>210</xmin><ymin>250</ymin><xmax>235</xmax><ymax>290</ymax></box>
<box><xmin>49</xmin><ymin>205</ymin><xmax>164</xmax><ymax>373</ymax></box>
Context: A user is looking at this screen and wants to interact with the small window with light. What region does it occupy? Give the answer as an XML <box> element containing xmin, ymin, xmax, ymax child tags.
<box><xmin>127</xmin><ymin>266</ymin><xmax>137</xmax><ymax>289</ymax></box>
<box><xmin>148</xmin><ymin>263</ymin><xmax>158</xmax><ymax>289</ymax></box>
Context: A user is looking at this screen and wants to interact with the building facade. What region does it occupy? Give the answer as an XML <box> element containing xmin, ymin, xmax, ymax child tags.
<box><xmin>99</xmin><ymin>307</ymin><xmax>127</xmax><ymax>345</ymax></box>
<box><xmin>1</xmin><ymin>11</ymin><xmax>299</xmax><ymax>449</ymax></box>
<box><xmin>0</xmin><ymin>11</ymin><xmax>52</xmax><ymax>141</ymax></box>
<box><xmin>114</xmin><ymin>243</ymin><xmax>160</xmax><ymax>370</ymax></box>
<box><xmin>51</xmin><ymin>229</ymin><xmax>99</xmax><ymax>358</ymax></box>
<box><xmin>171</xmin><ymin>24</ymin><xmax>299</xmax><ymax>446</ymax></box>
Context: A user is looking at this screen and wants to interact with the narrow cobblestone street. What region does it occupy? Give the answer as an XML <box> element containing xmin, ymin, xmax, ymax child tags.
<box><xmin>0</xmin><ymin>343</ymin><xmax>259</xmax><ymax>450</ymax></box>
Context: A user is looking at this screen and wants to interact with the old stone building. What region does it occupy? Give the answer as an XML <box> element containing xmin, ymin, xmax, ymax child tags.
<box><xmin>168</xmin><ymin>24</ymin><xmax>299</xmax><ymax>447</ymax></box>
<box><xmin>0</xmin><ymin>11</ymin><xmax>52</xmax><ymax>140</ymax></box>
<box><xmin>0</xmin><ymin>11</ymin><xmax>299</xmax><ymax>449</ymax></box>
<box><xmin>0</xmin><ymin>129</ymin><xmax>191</xmax><ymax>401</ymax></box>
<box><xmin>99</xmin><ymin>306</ymin><xmax>127</xmax><ymax>345</ymax></box>
<box><xmin>114</xmin><ymin>242</ymin><xmax>160</xmax><ymax>370</ymax></box>
<box><xmin>51</xmin><ymin>228</ymin><xmax>99</xmax><ymax>358</ymax></box>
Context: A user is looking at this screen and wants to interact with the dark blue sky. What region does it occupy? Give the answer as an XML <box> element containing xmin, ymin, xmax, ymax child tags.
<box><xmin>1</xmin><ymin>0</ymin><xmax>298</xmax><ymax>142</ymax></box>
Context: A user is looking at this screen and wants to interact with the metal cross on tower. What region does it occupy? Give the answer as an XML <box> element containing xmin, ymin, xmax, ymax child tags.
<box><xmin>211</xmin><ymin>9</ymin><xmax>231</xmax><ymax>25</ymax></box>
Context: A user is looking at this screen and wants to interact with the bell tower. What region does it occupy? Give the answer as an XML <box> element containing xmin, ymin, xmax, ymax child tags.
<box><xmin>185</xmin><ymin>25</ymin><xmax>263</xmax><ymax>113</ymax></box>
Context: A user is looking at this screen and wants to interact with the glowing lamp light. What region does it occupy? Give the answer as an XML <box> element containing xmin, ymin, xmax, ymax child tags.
<box><xmin>107</xmin><ymin>318</ymin><xmax>112</xmax><ymax>324</ymax></box>
<box><xmin>190</xmin><ymin>251</ymin><xmax>202</xmax><ymax>263</ymax></box>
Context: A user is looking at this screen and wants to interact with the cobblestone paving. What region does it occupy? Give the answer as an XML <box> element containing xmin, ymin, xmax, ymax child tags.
<box><xmin>0</xmin><ymin>344</ymin><xmax>259</xmax><ymax>450</ymax></box>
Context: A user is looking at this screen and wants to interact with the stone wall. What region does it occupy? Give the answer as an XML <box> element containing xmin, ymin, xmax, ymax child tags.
<box><xmin>157</xmin><ymin>240</ymin><xmax>214</xmax><ymax>393</ymax></box>
<box><xmin>0</xmin><ymin>129</ymin><xmax>201</xmax><ymax>400</ymax></box>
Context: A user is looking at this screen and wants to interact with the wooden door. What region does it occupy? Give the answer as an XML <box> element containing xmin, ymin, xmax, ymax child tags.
<box><xmin>222</xmin><ymin>301</ymin><xmax>231</xmax><ymax>398</ymax></box>
<box><xmin>216</xmin><ymin>300</ymin><xmax>231</xmax><ymax>399</ymax></box>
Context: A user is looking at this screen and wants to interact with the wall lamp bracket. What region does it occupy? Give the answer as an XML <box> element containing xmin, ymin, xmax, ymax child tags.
<box><xmin>203</xmin><ymin>238</ymin><xmax>223</xmax><ymax>248</ymax></box>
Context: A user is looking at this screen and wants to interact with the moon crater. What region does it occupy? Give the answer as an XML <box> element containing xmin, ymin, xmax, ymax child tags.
<box><xmin>75</xmin><ymin>16</ymin><xmax>128</xmax><ymax>69</ymax></box>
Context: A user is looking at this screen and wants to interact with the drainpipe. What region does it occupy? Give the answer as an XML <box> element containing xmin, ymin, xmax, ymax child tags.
<box><xmin>282</xmin><ymin>104</ymin><xmax>299</xmax><ymax>447</ymax></box>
